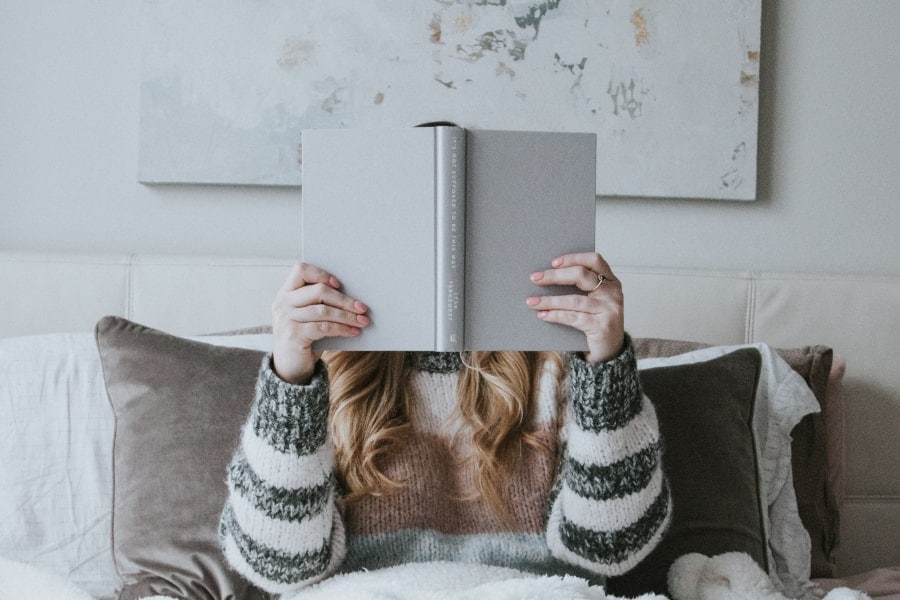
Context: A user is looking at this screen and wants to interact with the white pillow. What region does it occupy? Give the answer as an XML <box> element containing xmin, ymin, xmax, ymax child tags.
<box><xmin>638</xmin><ymin>343</ymin><xmax>821</xmax><ymax>597</ymax></box>
<box><xmin>0</xmin><ymin>331</ymin><xmax>272</xmax><ymax>599</ymax></box>
<box><xmin>0</xmin><ymin>333</ymin><xmax>116</xmax><ymax>598</ymax></box>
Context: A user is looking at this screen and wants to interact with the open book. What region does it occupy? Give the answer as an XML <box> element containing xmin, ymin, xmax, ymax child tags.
<box><xmin>301</xmin><ymin>126</ymin><xmax>596</xmax><ymax>351</ymax></box>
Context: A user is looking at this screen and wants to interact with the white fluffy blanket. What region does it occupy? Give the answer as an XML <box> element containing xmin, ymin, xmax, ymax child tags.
<box><xmin>0</xmin><ymin>553</ymin><xmax>871</xmax><ymax>600</ymax></box>
<box><xmin>285</xmin><ymin>561</ymin><xmax>663</xmax><ymax>600</ymax></box>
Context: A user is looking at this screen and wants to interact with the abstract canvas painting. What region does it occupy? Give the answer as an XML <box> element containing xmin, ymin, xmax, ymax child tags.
<box><xmin>139</xmin><ymin>0</ymin><xmax>761</xmax><ymax>199</ymax></box>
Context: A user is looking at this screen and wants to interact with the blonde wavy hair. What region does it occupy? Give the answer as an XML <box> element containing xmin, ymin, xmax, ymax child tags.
<box><xmin>322</xmin><ymin>350</ymin><xmax>563</xmax><ymax>516</ymax></box>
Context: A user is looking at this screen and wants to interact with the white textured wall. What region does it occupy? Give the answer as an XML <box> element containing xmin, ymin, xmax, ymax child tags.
<box><xmin>1</xmin><ymin>1</ymin><xmax>898</xmax><ymax>276</ymax></box>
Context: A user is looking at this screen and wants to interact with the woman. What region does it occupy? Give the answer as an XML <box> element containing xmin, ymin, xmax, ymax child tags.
<box><xmin>219</xmin><ymin>252</ymin><xmax>671</xmax><ymax>594</ymax></box>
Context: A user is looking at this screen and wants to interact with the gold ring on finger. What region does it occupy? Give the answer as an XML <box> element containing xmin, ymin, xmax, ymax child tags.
<box><xmin>591</xmin><ymin>274</ymin><xmax>608</xmax><ymax>291</ymax></box>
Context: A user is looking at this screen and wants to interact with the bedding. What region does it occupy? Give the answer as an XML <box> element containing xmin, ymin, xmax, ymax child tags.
<box><xmin>0</xmin><ymin>332</ymin><xmax>115</xmax><ymax>598</ymax></box>
<box><xmin>0</xmin><ymin>327</ymin><xmax>271</xmax><ymax>599</ymax></box>
<box><xmin>0</xmin><ymin>555</ymin><xmax>874</xmax><ymax>600</ymax></box>
<box><xmin>0</xmin><ymin>316</ymin><xmax>885</xmax><ymax>600</ymax></box>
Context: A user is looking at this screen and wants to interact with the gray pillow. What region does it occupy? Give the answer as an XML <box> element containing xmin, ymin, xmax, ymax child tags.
<box><xmin>606</xmin><ymin>347</ymin><xmax>766</xmax><ymax>597</ymax></box>
<box><xmin>95</xmin><ymin>316</ymin><xmax>270</xmax><ymax>600</ymax></box>
<box><xmin>634</xmin><ymin>337</ymin><xmax>839</xmax><ymax>578</ymax></box>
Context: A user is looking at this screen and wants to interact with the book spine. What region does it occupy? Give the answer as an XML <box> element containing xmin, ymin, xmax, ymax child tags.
<box><xmin>434</xmin><ymin>127</ymin><xmax>466</xmax><ymax>352</ymax></box>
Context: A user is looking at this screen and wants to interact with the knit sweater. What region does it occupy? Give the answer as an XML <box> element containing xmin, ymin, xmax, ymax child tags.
<box><xmin>219</xmin><ymin>340</ymin><xmax>671</xmax><ymax>595</ymax></box>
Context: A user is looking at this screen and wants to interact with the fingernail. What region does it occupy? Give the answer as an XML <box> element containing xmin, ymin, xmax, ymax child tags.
<box><xmin>356</xmin><ymin>314</ymin><xmax>370</xmax><ymax>325</ymax></box>
<box><xmin>354</xmin><ymin>300</ymin><xmax>367</xmax><ymax>312</ymax></box>
<box><xmin>329</xmin><ymin>276</ymin><xmax>341</xmax><ymax>288</ymax></box>
<box><xmin>552</xmin><ymin>258</ymin><xmax>564</xmax><ymax>267</ymax></box>
<box><xmin>536</xmin><ymin>311</ymin><xmax>548</xmax><ymax>319</ymax></box>
<box><xmin>530</xmin><ymin>272</ymin><xmax>543</xmax><ymax>282</ymax></box>
<box><xmin>526</xmin><ymin>297</ymin><xmax>539</xmax><ymax>307</ymax></box>
<box><xmin>350</xmin><ymin>327</ymin><xmax>361</xmax><ymax>335</ymax></box>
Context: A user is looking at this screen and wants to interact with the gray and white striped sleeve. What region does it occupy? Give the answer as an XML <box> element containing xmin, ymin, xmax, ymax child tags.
<box><xmin>219</xmin><ymin>357</ymin><xmax>345</xmax><ymax>594</ymax></box>
<box><xmin>546</xmin><ymin>339</ymin><xmax>671</xmax><ymax>576</ymax></box>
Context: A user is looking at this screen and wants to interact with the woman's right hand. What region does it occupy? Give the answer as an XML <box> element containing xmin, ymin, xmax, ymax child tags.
<box><xmin>271</xmin><ymin>262</ymin><xmax>370</xmax><ymax>384</ymax></box>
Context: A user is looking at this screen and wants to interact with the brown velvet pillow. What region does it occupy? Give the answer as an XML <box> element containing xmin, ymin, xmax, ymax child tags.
<box><xmin>605</xmin><ymin>347</ymin><xmax>766</xmax><ymax>597</ymax></box>
<box><xmin>633</xmin><ymin>338</ymin><xmax>839</xmax><ymax>577</ymax></box>
<box><xmin>95</xmin><ymin>316</ymin><xmax>270</xmax><ymax>600</ymax></box>
<box><xmin>778</xmin><ymin>346</ymin><xmax>838</xmax><ymax>578</ymax></box>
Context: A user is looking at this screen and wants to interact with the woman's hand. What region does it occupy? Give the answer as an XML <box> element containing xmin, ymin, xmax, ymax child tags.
<box><xmin>271</xmin><ymin>262</ymin><xmax>370</xmax><ymax>384</ymax></box>
<box><xmin>527</xmin><ymin>252</ymin><xmax>625</xmax><ymax>363</ymax></box>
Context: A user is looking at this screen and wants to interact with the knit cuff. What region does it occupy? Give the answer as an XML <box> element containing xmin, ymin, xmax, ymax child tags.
<box><xmin>251</xmin><ymin>355</ymin><xmax>330</xmax><ymax>456</ymax></box>
<box><xmin>566</xmin><ymin>334</ymin><xmax>643</xmax><ymax>433</ymax></box>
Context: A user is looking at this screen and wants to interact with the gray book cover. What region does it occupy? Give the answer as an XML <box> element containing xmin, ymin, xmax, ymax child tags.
<box><xmin>301</xmin><ymin>126</ymin><xmax>596</xmax><ymax>351</ymax></box>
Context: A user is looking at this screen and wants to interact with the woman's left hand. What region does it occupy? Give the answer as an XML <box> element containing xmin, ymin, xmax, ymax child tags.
<box><xmin>527</xmin><ymin>252</ymin><xmax>625</xmax><ymax>363</ymax></box>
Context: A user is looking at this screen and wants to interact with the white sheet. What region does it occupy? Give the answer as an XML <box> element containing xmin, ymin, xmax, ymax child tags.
<box><xmin>0</xmin><ymin>333</ymin><xmax>116</xmax><ymax>598</ymax></box>
<box><xmin>0</xmin><ymin>331</ymin><xmax>272</xmax><ymax>599</ymax></box>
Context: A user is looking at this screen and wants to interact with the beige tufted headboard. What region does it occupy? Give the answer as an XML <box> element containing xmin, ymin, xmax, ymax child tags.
<box><xmin>1</xmin><ymin>251</ymin><xmax>898</xmax><ymax>576</ymax></box>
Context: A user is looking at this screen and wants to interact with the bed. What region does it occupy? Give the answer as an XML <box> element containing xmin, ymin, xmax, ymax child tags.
<box><xmin>1</xmin><ymin>251</ymin><xmax>898</xmax><ymax>599</ymax></box>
